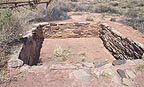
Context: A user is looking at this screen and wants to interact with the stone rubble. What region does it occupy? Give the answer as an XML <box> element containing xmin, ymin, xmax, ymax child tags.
<box><xmin>4</xmin><ymin>58</ymin><xmax>144</xmax><ymax>87</ymax></box>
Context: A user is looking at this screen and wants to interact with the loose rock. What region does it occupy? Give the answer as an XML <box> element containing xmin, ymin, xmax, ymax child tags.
<box><xmin>8</xmin><ymin>59</ymin><xmax>23</xmax><ymax>68</ymax></box>
<box><xmin>133</xmin><ymin>59</ymin><xmax>144</xmax><ymax>65</ymax></box>
<box><xmin>72</xmin><ymin>69</ymin><xmax>92</xmax><ymax>83</ymax></box>
<box><xmin>125</xmin><ymin>70</ymin><xmax>136</xmax><ymax>79</ymax></box>
<box><xmin>19</xmin><ymin>65</ymin><xmax>31</xmax><ymax>73</ymax></box>
<box><xmin>101</xmin><ymin>69</ymin><xmax>114</xmax><ymax>78</ymax></box>
<box><xmin>112</xmin><ymin>75</ymin><xmax>121</xmax><ymax>84</ymax></box>
<box><xmin>82</xmin><ymin>62</ymin><xmax>94</xmax><ymax>68</ymax></box>
<box><xmin>112</xmin><ymin>60</ymin><xmax>126</xmax><ymax>66</ymax></box>
<box><xmin>94</xmin><ymin>61</ymin><xmax>108</xmax><ymax>68</ymax></box>
<box><xmin>117</xmin><ymin>69</ymin><xmax>127</xmax><ymax>78</ymax></box>
<box><xmin>122</xmin><ymin>78</ymin><xmax>131</xmax><ymax>86</ymax></box>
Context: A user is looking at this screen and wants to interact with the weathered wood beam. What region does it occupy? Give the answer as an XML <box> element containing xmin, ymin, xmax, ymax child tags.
<box><xmin>0</xmin><ymin>0</ymin><xmax>53</xmax><ymax>9</ymax></box>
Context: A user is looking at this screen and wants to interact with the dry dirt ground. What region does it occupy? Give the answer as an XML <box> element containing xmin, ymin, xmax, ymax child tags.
<box><xmin>0</xmin><ymin>12</ymin><xmax>144</xmax><ymax>87</ymax></box>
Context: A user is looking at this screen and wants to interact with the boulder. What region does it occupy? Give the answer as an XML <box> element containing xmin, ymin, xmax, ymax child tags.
<box><xmin>8</xmin><ymin>59</ymin><xmax>23</xmax><ymax>68</ymax></box>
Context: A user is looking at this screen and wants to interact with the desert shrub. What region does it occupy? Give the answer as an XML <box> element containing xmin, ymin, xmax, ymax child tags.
<box><xmin>0</xmin><ymin>9</ymin><xmax>22</xmax><ymax>43</ymax></box>
<box><xmin>29</xmin><ymin>1</ymin><xmax>70</xmax><ymax>22</ymax></box>
<box><xmin>53</xmin><ymin>46</ymin><xmax>71</xmax><ymax>61</ymax></box>
<box><xmin>121</xmin><ymin>7</ymin><xmax>144</xmax><ymax>32</ymax></box>
<box><xmin>71</xmin><ymin>0</ymin><xmax>77</xmax><ymax>2</ymax></box>
<box><xmin>121</xmin><ymin>17</ymin><xmax>144</xmax><ymax>32</ymax></box>
<box><xmin>75</xmin><ymin>2</ymin><xmax>94</xmax><ymax>12</ymax></box>
<box><xmin>94</xmin><ymin>4</ymin><xmax>121</xmax><ymax>14</ymax></box>
<box><xmin>0</xmin><ymin>9</ymin><xmax>23</xmax><ymax>76</ymax></box>
<box><xmin>86</xmin><ymin>16</ymin><xmax>94</xmax><ymax>21</ymax></box>
<box><xmin>43</xmin><ymin>5</ymin><xmax>70</xmax><ymax>21</ymax></box>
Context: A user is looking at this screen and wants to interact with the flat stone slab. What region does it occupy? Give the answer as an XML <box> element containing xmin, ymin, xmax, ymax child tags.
<box><xmin>72</xmin><ymin>69</ymin><xmax>92</xmax><ymax>83</ymax></box>
<box><xmin>112</xmin><ymin>60</ymin><xmax>126</xmax><ymax>66</ymax></box>
<box><xmin>112</xmin><ymin>75</ymin><xmax>121</xmax><ymax>84</ymax></box>
<box><xmin>94</xmin><ymin>61</ymin><xmax>108</xmax><ymax>68</ymax></box>
<box><xmin>122</xmin><ymin>78</ymin><xmax>131</xmax><ymax>86</ymax></box>
<box><xmin>117</xmin><ymin>69</ymin><xmax>127</xmax><ymax>78</ymax></box>
<box><xmin>125</xmin><ymin>69</ymin><xmax>136</xmax><ymax>79</ymax></box>
<box><xmin>82</xmin><ymin>62</ymin><xmax>95</xmax><ymax>68</ymax></box>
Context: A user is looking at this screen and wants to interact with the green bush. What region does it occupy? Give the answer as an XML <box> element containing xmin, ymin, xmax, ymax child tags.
<box><xmin>94</xmin><ymin>4</ymin><xmax>121</xmax><ymax>14</ymax></box>
<box><xmin>0</xmin><ymin>9</ymin><xmax>23</xmax><ymax>76</ymax></box>
<box><xmin>29</xmin><ymin>1</ymin><xmax>70</xmax><ymax>22</ymax></box>
<box><xmin>0</xmin><ymin>9</ymin><xmax>23</xmax><ymax>44</ymax></box>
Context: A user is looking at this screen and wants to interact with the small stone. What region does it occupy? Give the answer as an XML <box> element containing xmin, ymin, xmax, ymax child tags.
<box><xmin>101</xmin><ymin>69</ymin><xmax>114</xmax><ymax>78</ymax></box>
<box><xmin>72</xmin><ymin>69</ymin><xmax>92</xmax><ymax>83</ymax></box>
<box><xmin>8</xmin><ymin>59</ymin><xmax>23</xmax><ymax>68</ymax></box>
<box><xmin>49</xmin><ymin>23</ymin><xmax>57</xmax><ymax>26</ymax></box>
<box><xmin>117</xmin><ymin>69</ymin><xmax>127</xmax><ymax>78</ymax></box>
<box><xmin>112</xmin><ymin>60</ymin><xmax>126</xmax><ymax>66</ymax></box>
<box><xmin>112</xmin><ymin>75</ymin><xmax>121</xmax><ymax>84</ymax></box>
<box><xmin>125</xmin><ymin>70</ymin><xmax>136</xmax><ymax>79</ymax></box>
<box><xmin>133</xmin><ymin>59</ymin><xmax>144</xmax><ymax>64</ymax></box>
<box><xmin>93</xmin><ymin>69</ymin><xmax>103</xmax><ymax>78</ymax></box>
<box><xmin>142</xmin><ymin>53</ymin><xmax>144</xmax><ymax>60</ymax></box>
<box><xmin>94</xmin><ymin>61</ymin><xmax>108</xmax><ymax>68</ymax></box>
<box><xmin>122</xmin><ymin>78</ymin><xmax>131</xmax><ymax>86</ymax></box>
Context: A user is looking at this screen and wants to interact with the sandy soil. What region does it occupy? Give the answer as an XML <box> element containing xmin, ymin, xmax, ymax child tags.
<box><xmin>40</xmin><ymin>38</ymin><xmax>115</xmax><ymax>65</ymax></box>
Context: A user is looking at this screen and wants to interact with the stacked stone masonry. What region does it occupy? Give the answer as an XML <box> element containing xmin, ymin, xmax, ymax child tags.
<box><xmin>99</xmin><ymin>24</ymin><xmax>144</xmax><ymax>60</ymax></box>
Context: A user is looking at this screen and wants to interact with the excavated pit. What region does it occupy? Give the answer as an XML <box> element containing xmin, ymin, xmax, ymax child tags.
<box><xmin>40</xmin><ymin>22</ymin><xmax>115</xmax><ymax>64</ymax></box>
<box><xmin>18</xmin><ymin>22</ymin><xmax>144</xmax><ymax>65</ymax></box>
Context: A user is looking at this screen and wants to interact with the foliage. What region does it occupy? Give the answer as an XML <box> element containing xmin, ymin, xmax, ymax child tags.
<box><xmin>53</xmin><ymin>46</ymin><xmax>71</xmax><ymax>61</ymax></box>
<box><xmin>0</xmin><ymin>9</ymin><xmax>23</xmax><ymax>76</ymax></box>
<box><xmin>0</xmin><ymin>9</ymin><xmax>23</xmax><ymax>43</ymax></box>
